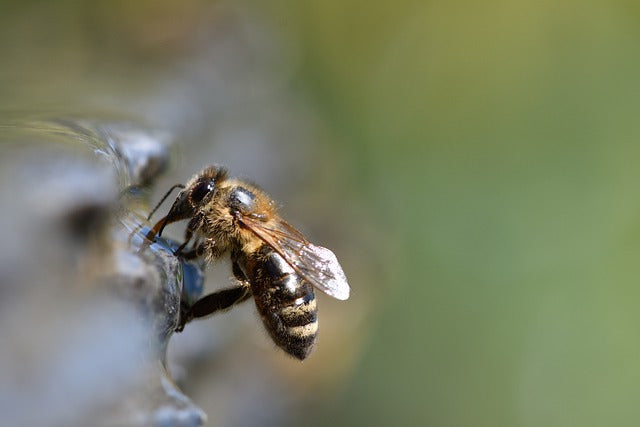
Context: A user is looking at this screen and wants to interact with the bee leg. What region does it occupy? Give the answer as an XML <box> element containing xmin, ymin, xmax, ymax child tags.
<box><xmin>174</xmin><ymin>216</ymin><xmax>200</xmax><ymax>256</ymax></box>
<box><xmin>178</xmin><ymin>238</ymin><xmax>225</xmax><ymax>261</ymax></box>
<box><xmin>174</xmin><ymin>240</ymin><xmax>191</xmax><ymax>256</ymax></box>
<box><xmin>177</xmin><ymin>283</ymin><xmax>252</xmax><ymax>331</ymax></box>
<box><xmin>177</xmin><ymin>238</ymin><xmax>203</xmax><ymax>260</ymax></box>
<box><xmin>178</xmin><ymin>245</ymin><xmax>203</xmax><ymax>260</ymax></box>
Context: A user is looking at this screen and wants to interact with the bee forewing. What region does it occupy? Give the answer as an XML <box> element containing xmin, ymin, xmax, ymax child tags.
<box><xmin>297</xmin><ymin>244</ymin><xmax>350</xmax><ymax>300</ymax></box>
<box><xmin>237</xmin><ymin>215</ymin><xmax>351</xmax><ymax>300</ymax></box>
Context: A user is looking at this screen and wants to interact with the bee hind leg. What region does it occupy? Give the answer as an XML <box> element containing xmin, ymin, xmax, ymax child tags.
<box><xmin>176</xmin><ymin>283</ymin><xmax>252</xmax><ymax>331</ymax></box>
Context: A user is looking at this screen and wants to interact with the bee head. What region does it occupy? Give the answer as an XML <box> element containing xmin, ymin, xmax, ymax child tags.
<box><xmin>150</xmin><ymin>166</ymin><xmax>227</xmax><ymax>237</ymax></box>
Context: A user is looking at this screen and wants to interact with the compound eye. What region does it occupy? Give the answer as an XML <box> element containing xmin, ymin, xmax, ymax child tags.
<box><xmin>191</xmin><ymin>179</ymin><xmax>215</xmax><ymax>203</ymax></box>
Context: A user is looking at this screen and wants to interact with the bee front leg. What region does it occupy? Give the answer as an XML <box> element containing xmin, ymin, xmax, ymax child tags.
<box><xmin>177</xmin><ymin>282</ymin><xmax>252</xmax><ymax>331</ymax></box>
<box><xmin>174</xmin><ymin>216</ymin><xmax>200</xmax><ymax>256</ymax></box>
<box><xmin>178</xmin><ymin>237</ymin><xmax>224</xmax><ymax>260</ymax></box>
<box><xmin>178</xmin><ymin>240</ymin><xmax>204</xmax><ymax>260</ymax></box>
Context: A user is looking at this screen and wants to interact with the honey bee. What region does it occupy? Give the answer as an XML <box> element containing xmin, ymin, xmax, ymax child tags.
<box><xmin>147</xmin><ymin>166</ymin><xmax>350</xmax><ymax>359</ymax></box>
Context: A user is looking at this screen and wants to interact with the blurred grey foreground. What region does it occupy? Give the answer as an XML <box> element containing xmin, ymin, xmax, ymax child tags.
<box><xmin>0</xmin><ymin>116</ymin><xmax>206</xmax><ymax>427</ymax></box>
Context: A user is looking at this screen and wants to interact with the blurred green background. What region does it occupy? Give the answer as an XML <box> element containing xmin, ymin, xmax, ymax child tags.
<box><xmin>3</xmin><ymin>1</ymin><xmax>640</xmax><ymax>426</ymax></box>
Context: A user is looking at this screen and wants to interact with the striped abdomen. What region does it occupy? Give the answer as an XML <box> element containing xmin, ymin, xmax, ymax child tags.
<box><xmin>248</xmin><ymin>245</ymin><xmax>318</xmax><ymax>360</ymax></box>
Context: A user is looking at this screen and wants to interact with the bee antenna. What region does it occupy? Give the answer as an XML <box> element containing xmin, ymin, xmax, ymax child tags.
<box><xmin>147</xmin><ymin>184</ymin><xmax>186</xmax><ymax>221</ymax></box>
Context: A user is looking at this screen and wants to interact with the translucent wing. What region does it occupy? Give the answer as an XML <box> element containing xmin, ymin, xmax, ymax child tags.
<box><xmin>237</xmin><ymin>215</ymin><xmax>350</xmax><ymax>300</ymax></box>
